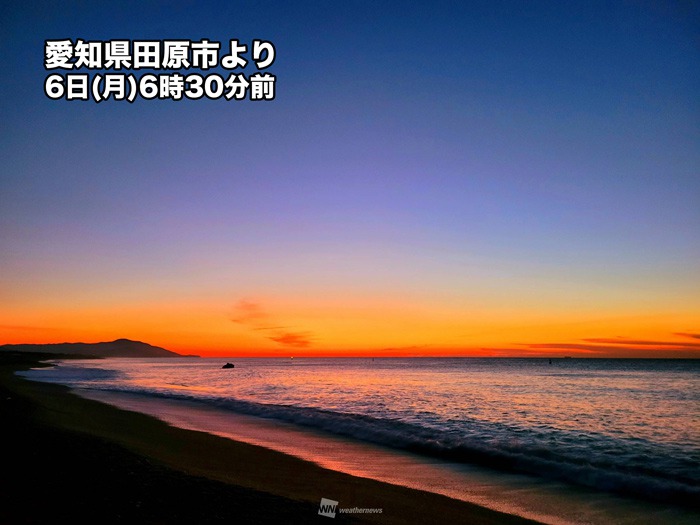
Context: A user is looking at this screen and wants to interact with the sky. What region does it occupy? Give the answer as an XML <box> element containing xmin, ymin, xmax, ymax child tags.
<box><xmin>1</xmin><ymin>1</ymin><xmax>699</xmax><ymax>357</ymax></box>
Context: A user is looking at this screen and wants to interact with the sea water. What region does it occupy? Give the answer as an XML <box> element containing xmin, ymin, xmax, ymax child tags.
<box><xmin>20</xmin><ymin>357</ymin><xmax>700</xmax><ymax>523</ymax></box>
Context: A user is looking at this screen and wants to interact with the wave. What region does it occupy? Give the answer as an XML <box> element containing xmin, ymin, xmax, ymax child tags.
<box><xmin>17</xmin><ymin>365</ymin><xmax>121</xmax><ymax>383</ymax></box>
<box><xmin>78</xmin><ymin>382</ymin><xmax>699</xmax><ymax>508</ymax></box>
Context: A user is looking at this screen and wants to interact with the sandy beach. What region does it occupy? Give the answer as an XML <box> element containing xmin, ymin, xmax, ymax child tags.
<box><xmin>0</xmin><ymin>352</ymin><xmax>538</xmax><ymax>524</ymax></box>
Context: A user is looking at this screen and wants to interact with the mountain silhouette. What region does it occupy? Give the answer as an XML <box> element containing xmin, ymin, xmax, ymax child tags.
<box><xmin>0</xmin><ymin>339</ymin><xmax>193</xmax><ymax>358</ymax></box>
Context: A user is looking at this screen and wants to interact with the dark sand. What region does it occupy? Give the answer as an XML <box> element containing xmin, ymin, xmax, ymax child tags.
<box><xmin>0</xmin><ymin>353</ymin><xmax>540</xmax><ymax>524</ymax></box>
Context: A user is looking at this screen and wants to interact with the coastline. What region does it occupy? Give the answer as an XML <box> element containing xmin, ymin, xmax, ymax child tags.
<box><xmin>76</xmin><ymin>387</ymin><xmax>700</xmax><ymax>525</ymax></box>
<box><xmin>0</xmin><ymin>352</ymin><xmax>538</xmax><ymax>524</ymax></box>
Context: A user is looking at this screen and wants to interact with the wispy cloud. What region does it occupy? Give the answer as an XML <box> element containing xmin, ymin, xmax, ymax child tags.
<box><xmin>675</xmin><ymin>332</ymin><xmax>700</xmax><ymax>340</ymax></box>
<box><xmin>229</xmin><ymin>299</ymin><xmax>316</xmax><ymax>349</ymax></box>
<box><xmin>521</xmin><ymin>334</ymin><xmax>700</xmax><ymax>357</ymax></box>
<box><xmin>583</xmin><ymin>337</ymin><xmax>700</xmax><ymax>348</ymax></box>
<box><xmin>268</xmin><ymin>331</ymin><xmax>313</xmax><ymax>348</ymax></box>
<box><xmin>230</xmin><ymin>300</ymin><xmax>267</xmax><ymax>325</ymax></box>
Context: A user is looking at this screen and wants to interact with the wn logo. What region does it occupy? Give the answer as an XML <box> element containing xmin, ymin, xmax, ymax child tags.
<box><xmin>318</xmin><ymin>497</ymin><xmax>338</xmax><ymax>518</ymax></box>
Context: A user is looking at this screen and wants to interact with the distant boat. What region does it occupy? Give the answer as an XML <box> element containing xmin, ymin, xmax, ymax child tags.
<box><xmin>222</xmin><ymin>362</ymin><xmax>235</xmax><ymax>369</ymax></box>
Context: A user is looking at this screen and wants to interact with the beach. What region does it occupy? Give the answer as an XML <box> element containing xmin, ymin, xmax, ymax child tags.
<box><xmin>1</xmin><ymin>353</ymin><xmax>537</xmax><ymax>524</ymax></box>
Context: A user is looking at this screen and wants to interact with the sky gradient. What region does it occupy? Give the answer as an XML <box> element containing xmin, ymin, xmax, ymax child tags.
<box><xmin>1</xmin><ymin>1</ymin><xmax>699</xmax><ymax>356</ymax></box>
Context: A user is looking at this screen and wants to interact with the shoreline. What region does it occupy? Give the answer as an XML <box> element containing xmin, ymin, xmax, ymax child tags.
<box><xmin>75</xmin><ymin>388</ymin><xmax>569</xmax><ymax>523</ymax></box>
<box><xmin>1</xmin><ymin>352</ymin><xmax>538</xmax><ymax>524</ymax></box>
<box><xmin>76</xmin><ymin>388</ymin><xmax>700</xmax><ymax>525</ymax></box>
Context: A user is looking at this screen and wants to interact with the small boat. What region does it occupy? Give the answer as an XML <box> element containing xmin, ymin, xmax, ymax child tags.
<box><xmin>221</xmin><ymin>362</ymin><xmax>235</xmax><ymax>369</ymax></box>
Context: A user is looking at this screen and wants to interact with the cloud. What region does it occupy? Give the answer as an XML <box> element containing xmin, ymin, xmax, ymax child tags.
<box><xmin>675</xmin><ymin>332</ymin><xmax>700</xmax><ymax>340</ymax></box>
<box><xmin>522</xmin><ymin>336</ymin><xmax>700</xmax><ymax>357</ymax></box>
<box><xmin>268</xmin><ymin>331</ymin><xmax>313</xmax><ymax>348</ymax></box>
<box><xmin>230</xmin><ymin>300</ymin><xmax>268</xmax><ymax>325</ymax></box>
<box><xmin>229</xmin><ymin>299</ymin><xmax>316</xmax><ymax>349</ymax></box>
<box><xmin>583</xmin><ymin>337</ymin><xmax>700</xmax><ymax>348</ymax></box>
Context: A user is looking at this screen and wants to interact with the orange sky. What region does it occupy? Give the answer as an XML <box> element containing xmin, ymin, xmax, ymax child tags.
<box><xmin>2</xmin><ymin>295</ymin><xmax>698</xmax><ymax>358</ymax></box>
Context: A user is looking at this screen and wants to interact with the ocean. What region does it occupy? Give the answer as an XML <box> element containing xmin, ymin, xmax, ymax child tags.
<box><xmin>20</xmin><ymin>357</ymin><xmax>700</xmax><ymax>524</ymax></box>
